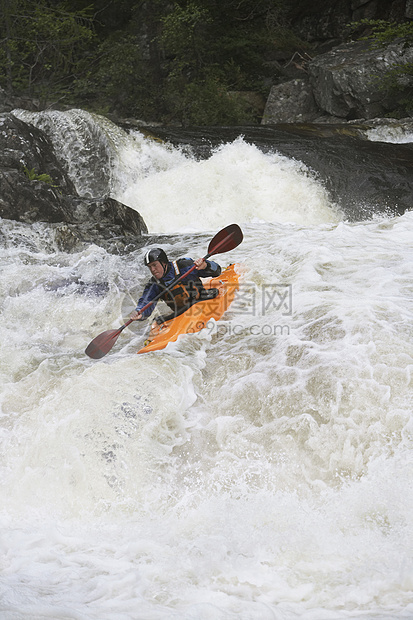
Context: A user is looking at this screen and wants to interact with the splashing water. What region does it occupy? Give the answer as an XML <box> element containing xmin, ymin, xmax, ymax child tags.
<box><xmin>118</xmin><ymin>136</ymin><xmax>340</xmax><ymax>232</ymax></box>
<box><xmin>0</xmin><ymin>110</ymin><xmax>412</xmax><ymax>620</ymax></box>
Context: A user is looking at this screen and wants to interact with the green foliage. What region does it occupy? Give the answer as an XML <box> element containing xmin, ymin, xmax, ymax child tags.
<box><xmin>156</xmin><ymin>0</ymin><xmax>293</xmax><ymax>123</ymax></box>
<box><xmin>0</xmin><ymin>0</ymin><xmax>95</xmax><ymax>100</ymax></box>
<box><xmin>162</xmin><ymin>71</ymin><xmax>256</xmax><ymax>125</ymax></box>
<box><xmin>350</xmin><ymin>19</ymin><xmax>413</xmax><ymax>48</ymax></box>
<box><xmin>160</xmin><ymin>2</ymin><xmax>212</xmax><ymax>62</ymax></box>
<box><xmin>23</xmin><ymin>166</ymin><xmax>58</xmax><ymax>187</ymax></box>
<box><xmin>73</xmin><ymin>34</ymin><xmax>157</xmax><ymax>117</ymax></box>
<box><xmin>1</xmin><ymin>0</ymin><xmax>309</xmax><ymax>124</ymax></box>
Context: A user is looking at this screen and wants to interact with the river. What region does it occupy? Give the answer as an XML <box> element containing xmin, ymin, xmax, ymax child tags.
<box><xmin>0</xmin><ymin>110</ymin><xmax>412</xmax><ymax>619</ymax></box>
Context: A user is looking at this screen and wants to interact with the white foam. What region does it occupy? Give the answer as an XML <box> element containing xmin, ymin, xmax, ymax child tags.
<box><xmin>1</xmin><ymin>115</ymin><xmax>412</xmax><ymax>619</ymax></box>
<box><xmin>118</xmin><ymin>137</ymin><xmax>340</xmax><ymax>232</ymax></box>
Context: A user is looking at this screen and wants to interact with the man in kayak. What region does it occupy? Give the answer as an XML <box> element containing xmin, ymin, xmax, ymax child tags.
<box><xmin>129</xmin><ymin>248</ymin><xmax>221</xmax><ymax>324</ymax></box>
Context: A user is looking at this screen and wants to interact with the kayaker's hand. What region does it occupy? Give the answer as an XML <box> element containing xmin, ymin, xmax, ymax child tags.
<box><xmin>130</xmin><ymin>310</ymin><xmax>143</xmax><ymax>321</ymax></box>
<box><xmin>194</xmin><ymin>257</ymin><xmax>207</xmax><ymax>270</ymax></box>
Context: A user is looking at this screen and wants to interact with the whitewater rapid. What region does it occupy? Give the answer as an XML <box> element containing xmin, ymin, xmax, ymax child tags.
<box><xmin>0</xmin><ymin>111</ymin><xmax>412</xmax><ymax>620</ymax></box>
<box><xmin>118</xmin><ymin>135</ymin><xmax>339</xmax><ymax>232</ymax></box>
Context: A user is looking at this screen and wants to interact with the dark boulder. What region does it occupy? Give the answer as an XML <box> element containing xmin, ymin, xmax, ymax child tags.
<box><xmin>308</xmin><ymin>40</ymin><xmax>413</xmax><ymax>120</ymax></box>
<box><xmin>0</xmin><ymin>170</ymin><xmax>73</xmax><ymax>223</ymax></box>
<box><xmin>262</xmin><ymin>37</ymin><xmax>413</xmax><ymax>124</ymax></box>
<box><xmin>0</xmin><ymin>113</ymin><xmax>75</xmax><ymax>195</ymax></box>
<box><xmin>262</xmin><ymin>79</ymin><xmax>323</xmax><ymax>124</ymax></box>
<box><xmin>0</xmin><ymin>113</ymin><xmax>148</xmax><ymax>250</ymax></box>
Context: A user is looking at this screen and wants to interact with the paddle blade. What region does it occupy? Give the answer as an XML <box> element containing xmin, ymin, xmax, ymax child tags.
<box><xmin>207</xmin><ymin>224</ymin><xmax>243</xmax><ymax>257</ymax></box>
<box><xmin>85</xmin><ymin>328</ymin><xmax>123</xmax><ymax>359</ymax></box>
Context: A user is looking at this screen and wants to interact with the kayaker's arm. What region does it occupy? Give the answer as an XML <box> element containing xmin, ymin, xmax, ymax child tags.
<box><xmin>130</xmin><ymin>280</ymin><xmax>160</xmax><ymax>321</ymax></box>
<box><xmin>194</xmin><ymin>257</ymin><xmax>221</xmax><ymax>278</ymax></box>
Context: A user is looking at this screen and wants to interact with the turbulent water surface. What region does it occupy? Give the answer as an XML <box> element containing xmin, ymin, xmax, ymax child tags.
<box><xmin>1</xmin><ymin>110</ymin><xmax>413</xmax><ymax>620</ymax></box>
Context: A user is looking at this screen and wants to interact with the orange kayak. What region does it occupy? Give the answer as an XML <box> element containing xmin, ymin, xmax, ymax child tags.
<box><xmin>137</xmin><ymin>263</ymin><xmax>241</xmax><ymax>354</ymax></box>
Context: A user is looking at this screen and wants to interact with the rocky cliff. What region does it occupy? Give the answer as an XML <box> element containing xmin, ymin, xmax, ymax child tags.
<box><xmin>262</xmin><ymin>0</ymin><xmax>413</xmax><ymax>124</ymax></box>
<box><xmin>262</xmin><ymin>39</ymin><xmax>413</xmax><ymax>124</ymax></box>
<box><xmin>0</xmin><ymin>113</ymin><xmax>148</xmax><ymax>253</ymax></box>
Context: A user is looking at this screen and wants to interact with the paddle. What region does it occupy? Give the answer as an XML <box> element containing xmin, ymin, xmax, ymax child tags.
<box><xmin>85</xmin><ymin>223</ymin><xmax>243</xmax><ymax>359</ymax></box>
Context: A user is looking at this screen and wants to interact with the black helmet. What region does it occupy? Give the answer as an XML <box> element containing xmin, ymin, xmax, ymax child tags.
<box><xmin>144</xmin><ymin>247</ymin><xmax>169</xmax><ymax>267</ymax></box>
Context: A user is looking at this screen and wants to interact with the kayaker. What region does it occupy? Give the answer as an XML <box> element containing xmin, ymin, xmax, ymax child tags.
<box><xmin>129</xmin><ymin>248</ymin><xmax>221</xmax><ymax>323</ymax></box>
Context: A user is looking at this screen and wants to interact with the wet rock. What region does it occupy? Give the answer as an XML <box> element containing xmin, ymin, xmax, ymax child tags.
<box><xmin>0</xmin><ymin>112</ymin><xmax>148</xmax><ymax>247</ymax></box>
<box><xmin>51</xmin><ymin>220</ymin><xmax>148</xmax><ymax>254</ymax></box>
<box><xmin>308</xmin><ymin>40</ymin><xmax>413</xmax><ymax>120</ymax></box>
<box><xmin>0</xmin><ymin>113</ymin><xmax>75</xmax><ymax>193</ymax></box>
<box><xmin>262</xmin><ymin>79</ymin><xmax>322</xmax><ymax>124</ymax></box>
<box><xmin>0</xmin><ymin>170</ymin><xmax>72</xmax><ymax>223</ymax></box>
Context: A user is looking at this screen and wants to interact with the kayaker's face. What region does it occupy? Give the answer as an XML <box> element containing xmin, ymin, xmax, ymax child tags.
<box><xmin>148</xmin><ymin>260</ymin><xmax>165</xmax><ymax>279</ymax></box>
